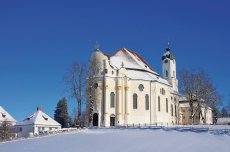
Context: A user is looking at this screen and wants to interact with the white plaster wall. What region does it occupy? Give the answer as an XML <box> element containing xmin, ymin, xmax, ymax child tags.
<box><xmin>15</xmin><ymin>125</ymin><xmax>61</xmax><ymax>137</ymax></box>
<box><xmin>104</xmin><ymin>76</ymin><xmax>116</xmax><ymax>126</ymax></box>
<box><xmin>154</xmin><ymin>82</ymin><xmax>178</xmax><ymax>126</ymax></box>
<box><xmin>128</xmin><ymin>80</ymin><xmax>151</xmax><ymax>125</ymax></box>
<box><xmin>15</xmin><ymin>125</ymin><xmax>33</xmax><ymax>137</ymax></box>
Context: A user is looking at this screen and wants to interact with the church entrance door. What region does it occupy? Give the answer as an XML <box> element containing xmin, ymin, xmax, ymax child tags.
<box><xmin>93</xmin><ymin>113</ymin><xmax>98</xmax><ymax>126</ymax></box>
<box><xmin>110</xmin><ymin>116</ymin><xmax>115</xmax><ymax>127</ymax></box>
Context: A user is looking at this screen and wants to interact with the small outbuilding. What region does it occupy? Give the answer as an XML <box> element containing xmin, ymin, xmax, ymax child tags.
<box><xmin>216</xmin><ymin>117</ymin><xmax>230</xmax><ymax>125</ymax></box>
<box><xmin>14</xmin><ymin>107</ymin><xmax>61</xmax><ymax>137</ymax></box>
<box><xmin>0</xmin><ymin>106</ymin><xmax>16</xmax><ymax>126</ymax></box>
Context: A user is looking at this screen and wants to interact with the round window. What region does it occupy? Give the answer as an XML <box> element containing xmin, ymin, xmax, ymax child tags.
<box><xmin>138</xmin><ymin>84</ymin><xmax>144</xmax><ymax>92</ymax></box>
<box><xmin>94</xmin><ymin>83</ymin><xmax>98</xmax><ymax>89</ymax></box>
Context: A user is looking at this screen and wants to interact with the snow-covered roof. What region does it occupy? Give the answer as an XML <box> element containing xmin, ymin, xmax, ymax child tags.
<box><xmin>109</xmin><ymin>48</ymin><xmax>169</xmax><ymax>85</ymax></box>
<box><xmin>179</xmin><ymin>95</ymin><xmax>188</xmax><ymax>101</ymax></box>
<box><xmin>217</xmin><ymin>118</ymin><xmax>230</xmax><ymax>124</ymax></box>
<box><xmin>126</xmin><ymin>69</ymin><xmax>169</xmax><ymax>84</ymax></box>
<box><xmin>179</xmin><ymin>96</ymin><xmax>212</xmax><ymax>110</ymax></box>
<box><xmin>16</xmin><ymin>108</ymin><xmax>61</xmax><ymax>126</ymax></box>
<box><xmin>110</xmin><ymin>48</ymin><xmax>158</xmax><ymax>75</ymax></box>
<box><xmin>0</xmin><ymin>106</ymin><xmax>16</xmax><ymax>123</ymax></box>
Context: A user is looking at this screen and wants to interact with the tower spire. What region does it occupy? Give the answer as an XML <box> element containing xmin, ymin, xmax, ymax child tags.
<box><xmin>94</xmin><ymin>41</ymin><xmax>101</xmax><ymax>52</ymax></box>
<box><xmin>166</xmin><ymin>41</ymin><xmax>171</xmax><ymax>52</ymax></box>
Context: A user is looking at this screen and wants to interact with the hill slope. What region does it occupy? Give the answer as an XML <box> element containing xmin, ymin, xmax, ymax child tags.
<box><xmin>0</xmin><ymin>129</ymin><xmax>230</xmax><ymax>152</ymax></box>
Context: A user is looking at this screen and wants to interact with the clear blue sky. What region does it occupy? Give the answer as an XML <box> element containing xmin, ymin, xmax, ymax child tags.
<box><xmin>0</xmin><ymin>0</ymin><xmax>229</xmax><ymax>121</ymax></box>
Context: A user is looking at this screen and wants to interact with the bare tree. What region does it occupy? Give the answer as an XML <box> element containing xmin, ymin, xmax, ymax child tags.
<box><xmin>179</xmin><ymin>69</ymin><xmax>221</xmax><ymax>124</ymax></box>
<box><xmin>226</xmin><ymin>95</ymin><xmax>230</xmax><ymax>115</ymax></box>
<box><xmin>71</xmin><ymin>107</ymin><xmax>78</xmax><ymax>127</ymax></box>
<box><xmin>64</xmin><ymin>63</ymin><xmax>87</xmax><ymax>127</ymax></box>
<box><xmin>86</xmin><ymin>55</ymin><xmax>102</xmax><ymax>127</ymax></box>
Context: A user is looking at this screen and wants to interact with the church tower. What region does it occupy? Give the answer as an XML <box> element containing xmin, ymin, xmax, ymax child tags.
<box><xmin>162</xmin><ymin>46</ymin><xmax>178</xmax><ymax>92</ymax></box>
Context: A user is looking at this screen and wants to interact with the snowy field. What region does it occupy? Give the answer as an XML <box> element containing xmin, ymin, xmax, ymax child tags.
<box><xmin>0</xmin><ymin>128</ymin><xmax>230</xmax><ymax>152</ymax></box>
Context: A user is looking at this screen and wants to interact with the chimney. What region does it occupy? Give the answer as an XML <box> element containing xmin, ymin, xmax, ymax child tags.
<box><xmin>37</xmin><ymin>106</ymin><xmax>42</xmax><ymax>112</ymax></box>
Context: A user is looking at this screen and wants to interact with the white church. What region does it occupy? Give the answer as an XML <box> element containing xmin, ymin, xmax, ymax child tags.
<box><xmin>88</xmin><ymin>46</ymin><xmax>181</xmax><ymax>127</ymax></box>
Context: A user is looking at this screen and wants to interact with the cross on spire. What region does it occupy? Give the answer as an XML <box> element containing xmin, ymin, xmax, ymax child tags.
<box><xmin>94</xmin><ymin>41</ymin><xmax>100</xmax><ymax>51</ymax></box>
<box><xmin>167</xmin><ymin>42</ymin><xmax>170</xmax><ymax>48</ymax></box>
<box><xmin>166</xmin><ymin>41</ymin><xmax>171</xmax><ymax>52</ymax></box>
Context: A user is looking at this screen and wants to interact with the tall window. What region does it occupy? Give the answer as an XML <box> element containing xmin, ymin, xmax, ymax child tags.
<box><xmin>166</xmin><ymin>70</ymin><xmax>168</xmax><ymax>77</ymax></box>
<box><xmin>175</xmin><ymin>105</ymin><xmax>177</xmax><ymax>117</ymax></box>
<box><xmin>171</xmin><ymin>104</ymin><xmax>173</xmax><ymax>116</ymax></box>
<box><xmin>133</xmin><ymin>93</ymin><xmax>138</xmax><ymax>109</ymax></box>
<box><xmin>166</xmin><ymin>98</ymin><xmax>168</xmax><ymax>113</ymax></box>
<box><xmin>173</xmin><ymin>71</ymin><xmax>175</xmax><ymax>78</ymax></box>
<box><xmin>158</xmin><ymin>96</ymin><xmax>160</xmax><ymax>112</ymax></box>
<box><xmin>174</xmin><ymin>98</ymin><xmax>176</xmax><ymax>116</ymax></box>
<box><xmin>110</xmin><ymin>92</ymin><xmax>115</xmax><ymax>108</ymax></box>
<box><xmin>145</xmin><ymin>94</ymin><xmax>149</xmax><ymax>110</ymax></box>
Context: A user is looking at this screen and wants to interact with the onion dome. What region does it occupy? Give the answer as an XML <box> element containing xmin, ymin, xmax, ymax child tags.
<box><xmin>162</xmin><ymin>47</ymin><xmax>176</xmax><ymax>61</ymax></box>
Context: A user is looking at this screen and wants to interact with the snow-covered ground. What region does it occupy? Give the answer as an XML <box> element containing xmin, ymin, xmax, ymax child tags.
<box><xmin>0</xmin><ymin>128</ymin><xmax>230</xmax><ymax>152</ymax></box>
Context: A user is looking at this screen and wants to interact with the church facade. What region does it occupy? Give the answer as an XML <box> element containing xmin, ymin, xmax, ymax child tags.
<box><xmin>88</xmin><ymin>46</ymin><xmax>180</xmax><ymax>127</ymax></box>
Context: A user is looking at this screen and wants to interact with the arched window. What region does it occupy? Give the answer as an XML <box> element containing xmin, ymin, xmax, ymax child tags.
<box><xmin>171</xmin><ymin>104</ymin><xmax>174</xmax><ymax>116</ymax></box>
<box><xmin>158</xmin><ymin>96</ymin><xmax>161</xmax><ymax>112</ymax></box>
<box><xmin>133</xmin><ymin>93</ymin><xmax>138</xmax><ymax>109</ymax></box>
<box><xmin>166</xmin><ymin>70</ymin><xmax>168</xmax><ymax>77</ymax></box>
<box><xmin>166</xmin><ymin>98</ymin><xmax>168</xmax><ymax>113</ymax></box>
<box><xmin>145</xmin><ymin>94</ymin><xmax>149</xmax><ymax>110</ymax></box>
<box><xmin>110</xmin><ymin>92</ymin><xmax>115</xmax><ymax>108</ymax></box>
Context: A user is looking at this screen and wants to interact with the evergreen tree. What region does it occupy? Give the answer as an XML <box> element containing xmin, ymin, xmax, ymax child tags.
<box><xmin>0</xmin><ymin>121</ymin><xmax>10</xmax><ymax>141</ymax></box>
<box><xmin>54</xmin><ymin>97</ymin><xmax>69</xmax><ymax>128</ymax></box>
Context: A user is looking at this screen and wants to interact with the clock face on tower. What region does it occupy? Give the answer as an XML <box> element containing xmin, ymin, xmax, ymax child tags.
<box><xmin>164</xmin><ymin>59</ymin><xmax>168</xmax><ymax>63</ymax></box>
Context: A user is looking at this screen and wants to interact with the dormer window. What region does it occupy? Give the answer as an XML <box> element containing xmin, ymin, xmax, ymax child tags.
<box><xmin>43</xmin><ymin>116</ymin><xmax>48</xmax><ymax>121</ymax></box>
<box><xmin>25</xmin><ymin>117</ymin><xmax>30</xmax><ymax>120</ymax></box>
<box><xmin>2</xmin><ymin>113</ymin><xmax>6</xmax><ymax>118</ymax></box>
